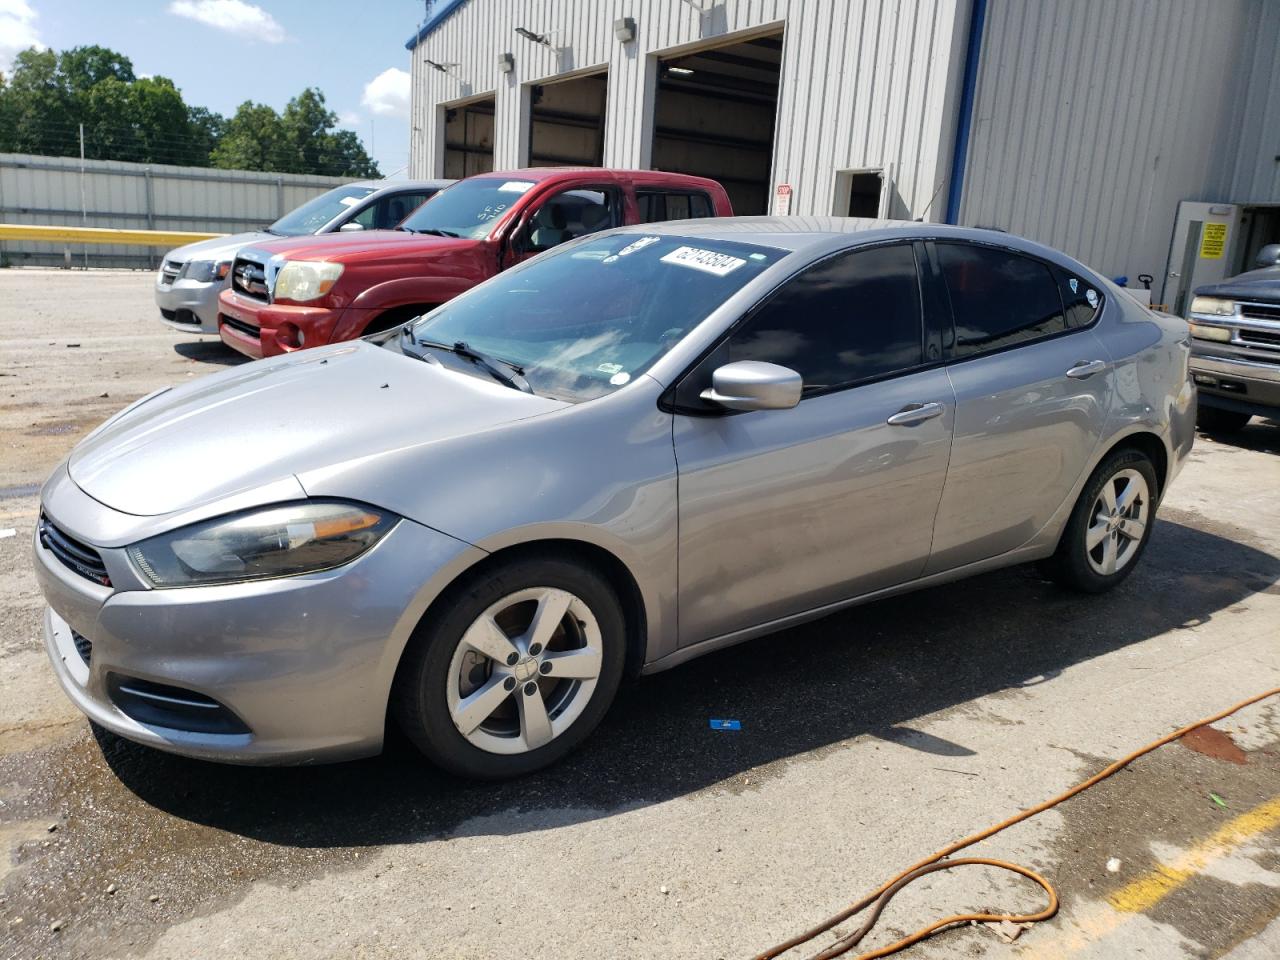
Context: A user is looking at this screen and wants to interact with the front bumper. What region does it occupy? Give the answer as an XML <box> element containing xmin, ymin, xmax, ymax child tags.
<box><xmin>218</xmin><ymin>290</ymin><xmax>344</xmax><ymax>359</ymax></box>
<box><xmin>155</xmin><ymin>277</ymin><xmax>223</xmax><ymax>334</ymax></box>
<box><xmin>35</xmin><ymin>480</ymin><xmax>484</xmax><ymax>764</ymax></box>
<box><xmin>1189</xmin><ymin>352</ymin><xmax>1280</xmax><ymax>418</ymax></box>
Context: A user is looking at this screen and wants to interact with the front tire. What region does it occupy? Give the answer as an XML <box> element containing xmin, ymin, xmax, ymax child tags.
<box><xmin>1041</xmin><ymin>448</ymin><xmax>1158</xmax><ymax>593</ymax></box>
<box><xmin>391</xmin><ymin>555</ymin><xmax>626</xmax><ymax>779</ymax></box>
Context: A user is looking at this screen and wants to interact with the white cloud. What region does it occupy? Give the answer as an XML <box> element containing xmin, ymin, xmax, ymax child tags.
<box><xmin>167</xmin><ymin>0</ymin><xmax>286</xmax><ymax>44</ymax></box>
<box><xmin>362</xmin><ymin>67</ymin><xmax>410</xmax><ymax>118</ymax></box>
<box><xmin>338</xmin><ymin>110</ymin><xmax>360</xmax><ymax>126</ymax></box>
<box><xmin>0</xmin><ymin>0</ymin><xmax>45</xmax><ymax>74</ymax></box>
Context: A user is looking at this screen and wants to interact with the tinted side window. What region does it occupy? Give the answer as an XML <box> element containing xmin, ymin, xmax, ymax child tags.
<box><xmin>637</xmin><ymin>191</ymin><xmax>713</xmax><ymax>223</ymax></box>
<box><xmin>1055</xmin><ymin>267</ymin><xmax>1103</xmax><ymax>329</ymax></box>
<box><xmin>938</xmin><ymin>244</ymin><xmax>1066</xmax><ymax>357</ymax></box>
<box><xmin>726</xmin><ymin>244</ymin><xmax>923</xmax><ymax>392</ymax></box>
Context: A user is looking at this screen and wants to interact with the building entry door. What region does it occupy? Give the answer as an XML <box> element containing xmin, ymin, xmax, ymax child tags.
<box><xmin>1163</xmin><ymin>201</ymin><xmax>1241</xmax><ymax>316</ymax></box>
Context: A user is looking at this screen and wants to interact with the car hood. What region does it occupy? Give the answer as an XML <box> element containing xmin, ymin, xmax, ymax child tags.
<box><xmin>1194</xmin><ymin>267</ymin><xmax>1280</xmax><ymax>302</ymax></box>
<box><xmin>165</xmin><ymin>231</ymin><xmax>274</xmax><ymax>264</ymax></box>
<box><xmin>247</xmin><ymin>230</ymin><xmax>479</xmax><ymax>264</ymax></box>
<box><xmin>68</xmin><ymin>341</ymin><xmax>567</xmax><ymax>517</ymax></box>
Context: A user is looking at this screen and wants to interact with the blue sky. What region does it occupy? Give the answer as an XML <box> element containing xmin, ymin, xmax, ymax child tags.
<box><xmin>0</xmin><ymin>0</ymin><xmax>422</xmax><ymax>176</ymax></box>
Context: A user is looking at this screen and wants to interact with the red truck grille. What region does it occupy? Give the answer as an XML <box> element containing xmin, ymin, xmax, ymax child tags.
<box><xmin>232</xmin><ymin>257</ymin><xmax>270</xmax><ymax>301</ymax></box>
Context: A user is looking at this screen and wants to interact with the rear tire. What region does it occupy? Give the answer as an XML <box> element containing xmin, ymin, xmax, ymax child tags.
<box><xmin>1041</xmin><ymin>448</ymin><xmax>1158</xmax><ymax>594</ymax></box>
<box><xmin>1196</xmin><ymin>405</ymin><xmax>1251</xmax><ymax>434</ymax></box>
<box><xmin>391</xmin><ymin>554</ymin><xmax>626</xmax><ymax>779</ymax></box>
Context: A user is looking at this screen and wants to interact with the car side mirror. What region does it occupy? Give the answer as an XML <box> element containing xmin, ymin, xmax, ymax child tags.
<box><xmin>339</xmin><ymin>222</ymin><xmax>365</xmax><ymax>232</ymax></box>
<box><xmin>700</xmin><ymin>361</ymin><xmax>803</xmax><ymax>412</ymax></box>
<box><xmin>1255</xmin><ymin>243</ymin><xmax>1280</xmax><ymax>269</ymax></box>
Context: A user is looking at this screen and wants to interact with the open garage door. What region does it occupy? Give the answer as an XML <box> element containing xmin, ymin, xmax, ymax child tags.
<box><xmin>442</xmin><ymin>96</ymin><xmax>495</xmax><ymax>179</ymax></box>
<box><xmin>651</xmin><ymin>33</ymin><xmax>782</xmax><ymax>214</ymax></box>
<box><xmin>528</xmin><ymin>72</ymin><xmax>608</xmax><ymax>167</ymax></box>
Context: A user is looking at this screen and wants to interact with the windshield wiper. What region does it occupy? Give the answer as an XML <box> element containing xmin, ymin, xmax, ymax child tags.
<box><xmin>404</xmin><ymin>227</ymin><xmax>462</xmax><ymax>238</ymax></box>
<box><xmin>403</xmin><ymin>330</ymin><xmax>532</xmax><ymax>394</ymax></box>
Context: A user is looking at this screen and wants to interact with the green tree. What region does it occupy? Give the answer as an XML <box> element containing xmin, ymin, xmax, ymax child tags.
<box><xmin>0</xmin><ymin>48</ymin><xmax>77</xmax><ymax>155</ymax></box>
<box><xmin>210</xmin><ymin>100</ymin><xmax>296</xmax><ymax>172</ymax></box>
<box><xmin>212</xmin><ymin>89</ymin><xmax>378</xmax><ymax>177</ymax></box>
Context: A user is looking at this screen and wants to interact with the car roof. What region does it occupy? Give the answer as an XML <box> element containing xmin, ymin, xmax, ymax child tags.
<box><xmin>609</xmin><ymin>215</ymin><xmax>1090</xmax><ymax>268</ymax></box>
<box><xmin>353</xmin><ymin>179</ymin><xmax>456</xmax><ymax>193</ymax></box>
<box><xmin>465</xmin><ymin>168</ymin><xmax>722</xmax><ymax>189</ymax></box>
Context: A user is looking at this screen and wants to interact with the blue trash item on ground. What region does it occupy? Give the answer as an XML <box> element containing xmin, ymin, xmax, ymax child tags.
<box><xmin>709</xmin><ymin>719</ymin><xmax>742</xmax><ymax>731</ymax></box>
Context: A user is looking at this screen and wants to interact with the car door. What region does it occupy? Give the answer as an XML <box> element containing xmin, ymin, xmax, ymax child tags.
<box><xmin>672</xmin><ymin>242</ymin><xmax>956</xmax><ymax>645</ymax></box>
<box><xmin>923</xmin><ymin>241</ymin><xmax>1112</xmax><ymax>574</ymax></box>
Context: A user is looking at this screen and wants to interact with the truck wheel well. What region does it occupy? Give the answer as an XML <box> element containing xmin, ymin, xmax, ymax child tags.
<box><xmin>362</xmin><ymin>304</ymin><xmax>439</xmax><ymax>337</ymax></box>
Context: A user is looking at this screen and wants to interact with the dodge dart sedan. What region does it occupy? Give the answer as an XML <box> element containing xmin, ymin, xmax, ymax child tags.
<box><xmin>35</xmin><ymin>218</ymin><xmax>1195</xmax><ymax>779</ymax></box>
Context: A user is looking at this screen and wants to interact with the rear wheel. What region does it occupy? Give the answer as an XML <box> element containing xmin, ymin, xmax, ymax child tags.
<box><xmin>1041</xmin><ymin>448</ymin><xmax>1158</xmax><ymax>593</ymax></box>
<box><xmin>391</xmin><ymin>555</ymin><xmax>625</xmax><ymax>779</ymax></box>
<box><xmin>1196</xmin><ymin>405</ymin><xmax>1251</xmax><ymax>434</ymax></box>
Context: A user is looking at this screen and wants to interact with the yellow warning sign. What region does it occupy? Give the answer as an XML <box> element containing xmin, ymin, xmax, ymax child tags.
<box><xmin>1200</xmin><ymin>222</ymin><xmax>1227</xmax><ymax>259</ymax></box>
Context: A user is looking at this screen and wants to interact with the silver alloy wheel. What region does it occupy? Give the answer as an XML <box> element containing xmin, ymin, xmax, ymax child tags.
<box><xmin>1085</xmin><ymin>467</ymin><xmax>1149</xmax><ymax>576</ymax></box>
<box><xmin>446</xmin><ymin>587</ymin><xmax>604</xmax><ymax>755</ymax></box>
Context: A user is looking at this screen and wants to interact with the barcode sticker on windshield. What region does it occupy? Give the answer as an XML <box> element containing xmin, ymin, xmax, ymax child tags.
<box><xmin>497</xmin><ymin>180</ymin><xmax>535</xmax><ymax>193</ymax></box>
<box><xmin>338</xmin><ymin>196</ymin><xmax>361</xmax><ymax>206</ymax></box>
<box><xmin>660</xmin><ymin>246</ymin><xmax>746</xmax><ymax>276</ymax></box>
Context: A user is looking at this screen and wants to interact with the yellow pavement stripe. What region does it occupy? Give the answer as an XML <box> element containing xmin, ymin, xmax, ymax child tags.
<box><xmin>1017</xmin><ymin>793</ymin><xmax>1280</xmax><ymax>958</ymax></box>
<box><xmin>0</xmin><ymin>223</ymin><xmax>223</xmax><ymax>247</ymax></box>
<box><xmin>1106</xmin><ymin>794</ymin><xmax>1280</xmax><ymax>913</ymax></box>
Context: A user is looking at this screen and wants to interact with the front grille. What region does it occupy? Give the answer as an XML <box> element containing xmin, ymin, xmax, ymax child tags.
<box><xmin>1239</xmin><ymin>301</ymin><xmax>1280</xmax><ymax>323</ymax></box>
<box><xmin>220</xmin><ymin>314</ymin><xmax>261</xmax><ymax>340</ymax></box>
<box><xmin>38</xmin><ymin>513</ymin><xmax>111</xmax><ymax>587</ymax></box>
<box><xmin>160</xmin><ymin>260</ymin><xmax>183</xmax><ymax>286</ymax></box>
<box><xmin>1238</xmin><ymin>327</ymin><xmax>1280</xmax><ymax>350</ymax></box>
<box><xmin>108</xmin><ymin>674</ymin><xmax>250</xmax><ymax>735</ymax></box>
<box><xmin>231</xmin><ymin>257</ymin><xmax>269</xmax><ymax>301</ymax></box>
<box><xmin>72</xmin><ymin>630</ymin><xmax>92</xmax><ymax>666</ymax></box>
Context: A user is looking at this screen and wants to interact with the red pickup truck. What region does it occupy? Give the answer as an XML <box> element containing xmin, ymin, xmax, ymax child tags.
<box><xmin>217</xmin><ymin>168</ymin><xmax>733</xmax><ymax>359</ymax></box>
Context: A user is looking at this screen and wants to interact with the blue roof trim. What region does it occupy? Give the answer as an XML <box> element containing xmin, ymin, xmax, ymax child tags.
<box><xmin>405</xmin><ymin>0</ymin><xmax>469</xmax><ymax>50</ymax></box>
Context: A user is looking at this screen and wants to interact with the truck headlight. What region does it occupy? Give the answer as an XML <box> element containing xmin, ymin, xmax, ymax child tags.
<box><xmin>184</xmin><ymin>260</ymin><xmax>232</xmax><ymax>283</ymax></box>
<box><xmin>1189</xmin><ymin>296</ymin><xmax>1237</xmax><ymax>317</ymax></box>
<box><xmin>273</xmin><ymin>261</ymin><xmax>344</xmax><ymax>302</ymax></box>
<box><xmin>1188</xmin><ymin>323</ymin><xmax>1232</xmax><ymax>343</ymax></box>
<box><xmin>128</xmin><ymin>501</ymin><xmax>396</xmax><ymax>587</ymax></box>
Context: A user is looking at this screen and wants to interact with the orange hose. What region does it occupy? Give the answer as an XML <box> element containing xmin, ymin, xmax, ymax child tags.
<box><xmin>752</xmin><ymin>686</ymin><xmax>1280</xmax><ymax>960</ymax></box>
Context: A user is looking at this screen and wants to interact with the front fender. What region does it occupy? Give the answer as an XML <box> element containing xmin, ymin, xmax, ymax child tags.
<box><xmin>348</xmin><ymin>275</ymin><xmax>476</xmax><ymax>312</ymax></box>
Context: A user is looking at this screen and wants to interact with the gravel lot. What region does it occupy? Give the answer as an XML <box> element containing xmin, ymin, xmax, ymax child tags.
<box><xmin>2</xmin><ymin>268</ymin><xmax>1279</xmax><ymax>960</ymax></box>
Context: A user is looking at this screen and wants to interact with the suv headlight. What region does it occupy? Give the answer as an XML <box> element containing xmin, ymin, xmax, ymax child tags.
<box><xmin>128</xmin><ymin>501</ymin><xmax>396</xmax><ymax>587</ymax></box>
<box><xmin>184</xmin><ymin>259</ymin><xmax>232</xmax><ymax>283</ymax></box>
<box><xmin>273</xmin><ymin>260</ymin><xmax>344</xmax><ymax>302</ymax></box>
<box><xmin>1189</xmin><ymin>296</ymin><xmax>1237</xmax><ymax>317</ymax></box>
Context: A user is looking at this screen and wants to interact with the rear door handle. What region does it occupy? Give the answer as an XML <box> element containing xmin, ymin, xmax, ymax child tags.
<box><xmin>1065</xmin><ymin>359</ymin><xmax>1108</xmax><ymax>379</ymax></box>
<box><xmin>886</xmin><ymin>402</ymin><xmax>944</xmax><ymax>426</ymax></box>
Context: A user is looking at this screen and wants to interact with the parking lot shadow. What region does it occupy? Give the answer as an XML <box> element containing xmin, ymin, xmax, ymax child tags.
<box><xmin>96</xmin><ymin>513</ymin><xmax>1279</xmax><ymax>848</ymax></box>
<box><xmin>172</xmin><ymin>340</ymin><xmax>248</xmax><ymax>366</ymax></box>
<box><xmin>1200</xmin><ymin>419</ymin><xmax>1280</xmax><ymax>456</ymax></box>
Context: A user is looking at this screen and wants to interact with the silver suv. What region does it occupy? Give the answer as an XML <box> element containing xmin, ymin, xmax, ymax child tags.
<box><xmin>154</xmin><ymin>179</ymin><xmax>453</xmax><ymax>334</ymax></box>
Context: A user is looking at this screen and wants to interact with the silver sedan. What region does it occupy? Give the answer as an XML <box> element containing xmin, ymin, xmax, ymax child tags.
<box><xmin>36</xmin><ymin>218</ymin><xmax>1196</xmax><ymax>779</ymax></box>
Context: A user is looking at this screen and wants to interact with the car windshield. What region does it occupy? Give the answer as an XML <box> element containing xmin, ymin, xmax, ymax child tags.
<box><xmin>403</xmin><ymin>233</ymin><xmax>785</xmax><ymax>401</ymax></box>
<box><xmin>397</xmin><ymin>177</ymin><xmax>537</xmax><ymax>239</ymax></box>
<box><xmin>268</xmin><ymin>185</ymin><xmax>377</xmax><ymax>236</ymax></box>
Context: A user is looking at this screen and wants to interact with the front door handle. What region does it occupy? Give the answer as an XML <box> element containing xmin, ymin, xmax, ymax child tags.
<box><xmin>886</xmin><ymin>402</ymin><xmax>944</xmax><ymax>426</ymax></box>
<box><xmin>1065</xmin><ymin>359</ymin><xmax>1108</xmax><ymax>379</ymax></box>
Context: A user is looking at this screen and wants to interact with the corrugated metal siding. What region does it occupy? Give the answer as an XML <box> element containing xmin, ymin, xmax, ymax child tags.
<box><xmin>0</xmin><ymin>154</ymin><xmax>354</xmax><ymax>268</ymax></box>
<box><xmin>959</xmin><ymin>0</ymin><xmax>1279</xmax><ymax>281</ymax></box>
<box><xmin>409</xmin><ymin>0</ymin><xmax>969</xmax><ymax>219</ymax></box>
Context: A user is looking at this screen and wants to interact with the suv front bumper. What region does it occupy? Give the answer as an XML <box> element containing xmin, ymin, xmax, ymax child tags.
<box><xmin>217</xmin><ymin>290</ymin><xmax>346</xmax><ymax>359</ymax></box>
<box><xmin>1189</xmin><ymin>353</ymin><xmax>1280</xmax><ymax>418</ymax></box>
<box><xmin>155</xmin><ymin>276</ymin><xmax>223</xmax><ymax>334</ymax></box>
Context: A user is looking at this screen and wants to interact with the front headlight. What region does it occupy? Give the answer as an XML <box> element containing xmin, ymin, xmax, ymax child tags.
<box><xmin>273</xmin><ymin>260</ymin><xmax>344</xmax><ymax>302</ymax></box>
<box><xmin>1189</xmin><ymin>296</ymin><xmax>1237</xmax><ymax>317</ymax></box>
<box><xmin>185</xmin><ymin>259</ymin><xmax>232</xmax><ymax>283</ymax></box>
<box><xmin>128</xmin><ymin>501</ymin><xmax>396</xmax><ymax>587</ymax></box>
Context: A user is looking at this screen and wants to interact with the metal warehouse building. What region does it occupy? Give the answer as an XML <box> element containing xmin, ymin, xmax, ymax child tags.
<box><xmin>407</xmin><ymin>0</ymin><xmax>1280</xmax><ymax>312</ymax></box>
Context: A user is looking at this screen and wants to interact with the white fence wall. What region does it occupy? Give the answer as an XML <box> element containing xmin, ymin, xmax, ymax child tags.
<box><xmin>0</xmin><ymin>154</ymin><xmax>356</xmax><ymax>268</ymax></box>
<box><xmin>409</xmin><ymin>0</ymin><xmax>969</xmax><ymax>221</ymax></box>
